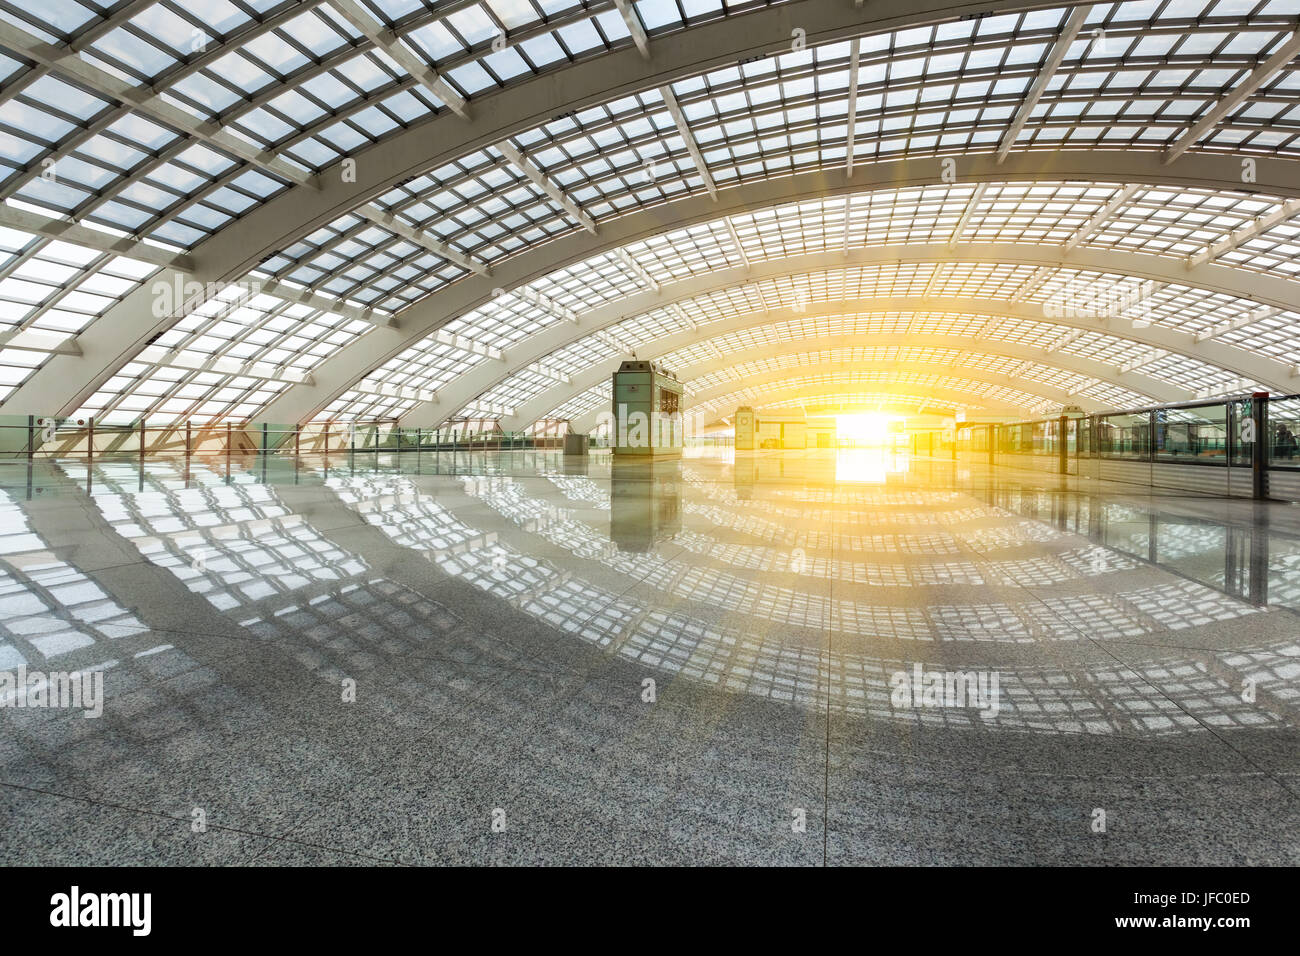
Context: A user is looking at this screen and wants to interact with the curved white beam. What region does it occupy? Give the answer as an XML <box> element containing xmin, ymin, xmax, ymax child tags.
<box><xmin>270</xmin><ymin>185</ymin><xmax>1300</xmax><ymax>427</ymax></box>
<box><xmin>390</xmin><ymin>239</ymin><xmax>1299</xmax><ymax>431</ymax></box>
<box><xmin>1</xmin><ymin>0</ymin><xmax>1099</xmax><ymax>420</ymax></box>
<box><xmin>706</xmin><ymin>386</ymin><xmax>1027</xmax><ymax>418</ymax></box>
<box><xmin>572</xmin><ymin>366</ymin><xmax>1069</xmax><ymax>433</ymax></box>
<box><xmin>503</xmin><ymin>325</ymin><xmax>1200</xmax><ymax>430</ymax></box>
<box><xmin>8</xmin><ymin>147</ymin><xmax>1298</xmax><ymax>421</ymax></box>
<box><xmin>684</xmin><ymin>363</ymin><xmax>1099</xmax><ymax>413</ymax></box>
<box><xmin>589</xmin><ymin>387</ymin><xmax>1028</xmax><ymax>428</ymax></box>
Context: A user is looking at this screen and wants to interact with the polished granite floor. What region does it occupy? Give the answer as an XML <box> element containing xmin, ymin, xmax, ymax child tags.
<box><xmin>1</xmin><ymin>447</ymin><xmax>1298</xmax><ymax>865</ymax></box>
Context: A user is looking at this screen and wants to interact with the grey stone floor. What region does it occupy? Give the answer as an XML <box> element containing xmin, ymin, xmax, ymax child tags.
<box><xmin>1</xmin><ymin>448</ymin><xmax>1298</xmax><ymax>865</ymax></box>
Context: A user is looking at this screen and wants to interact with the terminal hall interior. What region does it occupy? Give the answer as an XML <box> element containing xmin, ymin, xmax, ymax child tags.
<box><xmin>0</xmin><ymin>0</ymin><xmax>1299</xmax><ymax>867</ymax></box>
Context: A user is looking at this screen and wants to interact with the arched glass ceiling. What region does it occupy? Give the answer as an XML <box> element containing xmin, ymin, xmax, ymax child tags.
<box><xmin>608</xmin><ymin>344</ymin><xmax>1151</xmax><ymax>411</ymax></box>
<box><xmin>757</xmin><ymin>393</ymin><xmax>970</xmax><ymax>416</ymax></box>
<box><xmin>533</xmin><ymin>385</ymin><xmax>1008</xmax><ymax>429</ymax></box>
<box><xmin>686</xmin><ymin>371</ymin><xmax>1068</xmax><ymax>413</ymax></box>
<box><xmin>549</xmin><ymin>368</ymin><xmax>1107</xmax><ymax>429</ymax></box>
<box><xmin>0</xmin><ymin>0</ymin><xmax>1297</xmax><ymax>425</ymax></box>
<box><xmin>70</xmin><ymin>179</ymin><xmax>1300</xmax><ymax>423</ymax></box>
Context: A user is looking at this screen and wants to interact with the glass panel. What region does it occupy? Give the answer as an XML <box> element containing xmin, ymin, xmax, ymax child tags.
<box><xmin>1230</xmin><ymin>398</ymin><xmax>1254</xmax><ymax>467</ymax></box>
<box><xmin>1097</xmin><ymin>411</ymin><xmax>1151</xmax><ymax>460</ymax></box>
<box><xmin>1269</xmin><ymin>396</ymin><xmax>1300</xmax><ymax>469</ymax></box>
<box><xmin>1154</xmin><ymin>403</ymin><xmax>1228</xmax><ymax>463</ymax></box>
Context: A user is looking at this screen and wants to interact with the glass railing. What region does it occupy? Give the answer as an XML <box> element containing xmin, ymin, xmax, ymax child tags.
<box><xmin>958</xmin><ymin>393</ymin><xmax>1299</xmax><ymax>472</ymax></box>
<box><xmin>0</xmin><ymin>415</ymin><xmax>557</xmax><ymax>460</ymax></box>
<box><xmin>1268</xmin><ymin>395</ymin><xmax>1300</xmax><ymax>469</ymax></box>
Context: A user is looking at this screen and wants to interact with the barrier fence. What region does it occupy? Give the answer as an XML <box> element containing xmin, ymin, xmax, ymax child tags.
<box><xmin>0</xmin><ymin>416</ymin><xmax>576</xmax><ymax>460</ymax></box>
<box><xmin>954</xmin><ymin>392</ymin><xmax>1300</xmax><ymax>500</ymax></box>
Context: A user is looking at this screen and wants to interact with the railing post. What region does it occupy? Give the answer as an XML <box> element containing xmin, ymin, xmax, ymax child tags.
<box><xmin>25</xmin><ymin>415</ymin><xmax>34</xmax><ymax>500</ymax></box>
<box><xmin>1058</xmin><ymin>415</ymin><xmax>1068</xmax><ymax>475</ymax></box>
<box><xmin>1253</xmin><ymin>391</ymin><xmax>1269</xmax><ymax>500</ymax></box>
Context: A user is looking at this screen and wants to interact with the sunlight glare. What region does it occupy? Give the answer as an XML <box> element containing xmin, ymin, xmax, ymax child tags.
<box><xmin>836</xmin><ymin>413</ymin><xmax>895</xmax><ymax>444</ymax></box>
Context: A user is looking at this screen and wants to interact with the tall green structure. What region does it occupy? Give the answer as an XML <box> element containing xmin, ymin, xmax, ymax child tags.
<box><xmin>611</xmin><ymin>360</ymin><xmax>684</xmax><ymax>458</ymax></box>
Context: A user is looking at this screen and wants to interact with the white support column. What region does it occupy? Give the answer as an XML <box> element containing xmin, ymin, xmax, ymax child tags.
<box><xmin>329</xmin><ymin>0</ymin><xmax>471</xmax><ymax>118</ymax></box>
<box><xmin>724</xmin><ymin>217</ymin><xmax>751</xmax><ymax>271</ymax></box>
<box><xmin>255</xmin><ymin>277</ymin><xmax>394</xmax><ymax>329</ymax></box>
<box><xmin>594</xmin><ymin>327</ymin><xmax>637</xmax><ymax>355</ymax></box>
<box><xmin>433</xmin><ymin>329</ymin><xmax>503</xmax><ymax>361</ymax></box>
<box><xmin>0</xmin><ymin>19</ymin><xmax>318</xmax><ymax>189</ymax></box>
<box><xmin>524</xmin><ymin>362</ymin><xmax>571</xmax><ymax>385</ymax></box>
<box><xmin>0</xmin><ymin>328</ymin><xmax>80</xmax><ymax>355</ymax></box>
<box><xmin>667</xmin><ymin>303</ymin><xmax>698</xmax><ymax>331</ymax></box>
<box><xmin>612</xmin><ymin>0</ymin><xmax>651</xmax><ymax>60</ymax></box>
<box><xmin>1194</xmin><ymin>306</ymin><xmax>1282</xmax><ymax>342</ymax></box>
<box><xmin>357</xmin><ymin>205</ymin><xmax>491</xmax><ymax>276</ymax></box>
<box><xmin>840</xmin><ymin>196</ymin><xmax>854</xmax><ymax>257</ymax></box>
<box><xmin>1010</xmin><ymin>266</ymin><xmax>1054</xmax><ymax>303</ymax></box>
<box><xmin>496</xmin><ymin>141</ymin><xmax>598</xmax><ymax>234</ymax></box>
<box><xmin>1118</xmin><ymin>347</ymin><xmax>1161</xmax><ymax>374</ymax></box>
<box><xmin>0</xmin><ymin>204</ymin><xmax>192</xmax><ymax>271</ymax></box>
<box><xmin>845</xmin><ymin>37</ymin><xmax>861</xmax><ymax>177</ymax></box>
<box><xmin>515</xmin><ymin>286</ymin><xmax>579</xmax><ymax>325</ymax></box>
<box><xmin>1186</xmin><ymin>198</ymin><xmax>1300</xmax><ymax>267</ymax></box>
<box><xmin>659</xmin><ymin>85</ymin><xmax>718</xmax><ymax>199</ymax></box>
<box><xmin>996</xmin><ymin>6</ymin><xmax>1094</xmax><ymax>162</ymax></box>
<box><xmin>1046</xmin><ymin>328</ymin><xmax>1085</xmax><ymax>352</ymax></box>
<box><xmin>949</xmin><ymin>183</ymin><xmax>988</xmax><ymax>246</ymax></box>
<box><xmin>135</xmin><ymin>346</ymin><xmax>316</xmax><ymax>386</ymax></box>
<box><xmin>616</xmin><ymin>249</ymin><xmax>660</xmax><ymax>293</ymax></box>
<box><xmin>1165</xmin><ymin>26</ymin><xmax>1300</xmax><ymax>163</ymax></box>
<box><xmin>1064</xmin><ymin>184</ymin><xmax>1141</xmax><ymax>250</ymax></box>
<box><xmin>922</xmin><ymin>263</ymin><xmax>947</xmax><ymax>299</ymax></box>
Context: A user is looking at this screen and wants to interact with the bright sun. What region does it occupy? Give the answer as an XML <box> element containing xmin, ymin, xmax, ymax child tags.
<box><xmin>836</xmin><ymin>413</ymin><xmax>894</xmax><ymax>443</ymax></box>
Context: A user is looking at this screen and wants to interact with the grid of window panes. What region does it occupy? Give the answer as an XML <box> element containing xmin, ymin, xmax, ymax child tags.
<box><xmin>1268</xmin><ymin>394</ymin><xmax>1300</xmax><ymax>468</ymax></box>
<box><xmin>694</xmin><ymin>373</ymin><xmax>1047</xmax><ymax>415</ymax></box>
<box><xmin>252</xmin><ymin>209</ymin><xmax>471</xmax><ymax>311</ymax></box>
<box><xmin>268</xmin><ymin>2</ymin><xmax>1300</xmax><ymax>306</ymax></box>
<box><xmin>68</xmin><ymin>286</ymin><xmax>376</xmax><ymax>424</ymax></box>
<box><xmin>471</xmin><ymin>236</ymin><xmax>1266</xmax><ymax>427</ymax></box>
<box><xmin>0</xmin><ymin>0</ymin><xmax>791</xmax><ymax>251</ymax></box>
<box><xmin>655</xmin><ymin>313</ymin><xmax>1247</xmax><ymax>399</ymax></box>
<box><xmin>0</xmin><ymin>1</ymin><xmax>1297</xmax><ymax>427</ymax></box>
<box><xmin>684</xmin><ymin>348</ymin><xmax>1147</xmax><ymax>409</ymax></box>
<box><xmin>0</xmin><ymin>228</ymin><xmax>159</xmax><ymax>403</ymax></box>
<box><xmin>260</xmin><ymin>175</ymin><xmax>1300</xmax><ymax>353</ymax></box>
<box><xmin>546</xmin><ymin>380</ymin><xmax>610</xmax><ymax>422</ymax></box>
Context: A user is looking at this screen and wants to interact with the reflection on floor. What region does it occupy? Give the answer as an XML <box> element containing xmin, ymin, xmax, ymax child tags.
<box><xmin>1</xmin><ymin>447</ymin><xmax>1298</xmax><ymax>864</ymax></box>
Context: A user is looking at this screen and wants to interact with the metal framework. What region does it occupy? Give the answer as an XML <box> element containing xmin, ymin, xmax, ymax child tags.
<box><xmin>505</xmin><ymin>330</ymin><xmax>1199</xmax><ymax>432</ymax></box>
<box><xmin>0</xmin><ymin>0</ymin><xmax>1296</xmax><ymax>428</ymax></box>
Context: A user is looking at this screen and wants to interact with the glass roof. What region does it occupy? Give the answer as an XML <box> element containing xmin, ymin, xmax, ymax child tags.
<box><xmin>0</xmin><ymin>0</ymin><xmax>1296</xmax><ymax>426</ymax></box>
